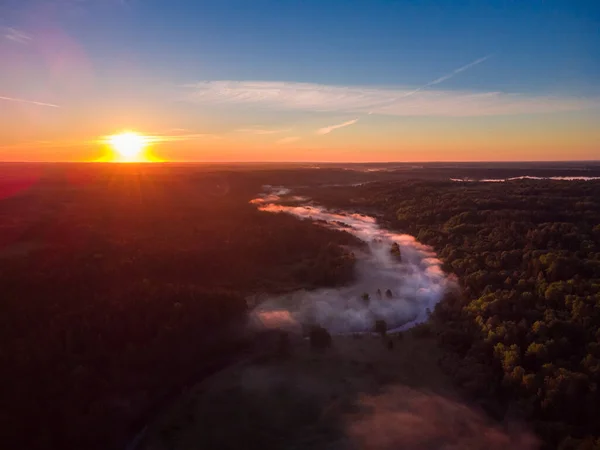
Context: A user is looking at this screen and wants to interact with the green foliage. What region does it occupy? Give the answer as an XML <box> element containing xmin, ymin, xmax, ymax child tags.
<box><xmin>307</xmin><ymin>179</ymin><xmax>600</xmax><ymax>447</ymax></box>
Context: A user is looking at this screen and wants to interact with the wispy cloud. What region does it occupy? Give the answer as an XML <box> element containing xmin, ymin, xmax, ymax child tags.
<box><xmin>121</xmin><ymin>128</ymin><xmax>222</xmax><ymax>143</ymax></box>
<box><xmin>317</xmin><ymin>118</ymin><xmax>359</xmax><ymax>135</ymax></box>
<box><xmin>166</xmin><ymin>128</ymin><xmax>191</xmax><ymax>133</ymax></box>
<box><xmin>3</xmin><ymin>131</ymin><xmax>221</xmax><ymax>151</ymax></box>
<box><xmin>146</xmin><ymin>132</ymin><xmax>222</xmax><ymax>143</ymax></box>
<box><xmin>0</xmin><ymin>95</ymin><xmax>59</xmax><ymax>108</ymax></box>
<box><xmin>236</xmin><ymin>127</ymin><xmax>291</xmax><ymax>135</ymax></box>
<box><xmin>0</xmin><ymin>138</ymin><xmax>91</xmax><ymax>150</ymax></box>
<box><xmin>277</xmin><ymin>136</ymin><xmax>300</xmax><ymax>145</ymax></box>
<box><xmin>185</xmin><ymin>79</ymin><xmax>599</xmax><ymax>117</ymax></box>
<box><xmin>1</xmin><ymin>26</ymin><xmax>32</xmax><ymax>44</ymax></box>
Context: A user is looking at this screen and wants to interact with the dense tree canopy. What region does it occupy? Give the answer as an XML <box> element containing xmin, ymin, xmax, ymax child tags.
<box><xmin>4</xmin><ymin>164</ymin><xmax>600</xmax><ymax>450</ymax></box>
<box><xmin>307</xmin><ymin>179</ymin><xmax>600</xmax><ymax>449</ymax></box>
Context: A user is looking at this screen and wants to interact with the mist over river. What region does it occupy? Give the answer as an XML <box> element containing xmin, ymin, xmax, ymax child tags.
<box><xmin>249</xmin><ymin>186</ymin><xmax>454</xmax><ymax>334</ymax></box>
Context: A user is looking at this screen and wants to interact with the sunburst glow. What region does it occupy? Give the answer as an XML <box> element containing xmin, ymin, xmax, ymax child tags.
<box><xmin>108</xmin><ymin>132</ymin><xmax>148</xmax><ymax>162</ymax></box>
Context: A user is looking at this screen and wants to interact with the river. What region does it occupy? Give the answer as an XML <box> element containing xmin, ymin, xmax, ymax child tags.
<box><xmin>249</xmin><ymin>186</ymin><xmax>453</xmax><ymax>334</ymax></box>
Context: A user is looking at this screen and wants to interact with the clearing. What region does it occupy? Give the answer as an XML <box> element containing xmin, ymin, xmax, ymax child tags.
<box><xmin>138</xmin><ymin>329</ymin><xmax>536</xmax><ymax>450</ymax></box>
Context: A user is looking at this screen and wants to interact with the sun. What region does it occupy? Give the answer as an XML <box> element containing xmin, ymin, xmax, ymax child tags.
<box><xmin>108</xmin><ymin>132</ymin><xmax>148</xmax><ymax>162</ymax></box>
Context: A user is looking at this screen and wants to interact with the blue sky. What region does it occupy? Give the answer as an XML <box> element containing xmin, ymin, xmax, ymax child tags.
<box><xmin>1</xmin><ymin>0</ymin><xmax>599</xmax><ymax>161</ymax></box>
<box><xmin>4</xmin><ymin>0</ymin><xmax>599</xmax><ymax>90</ymax></box>
<box><xmin>87</xmin><ymin>0</ymin><xmax>600</xmax><ymax>89</ymax></box>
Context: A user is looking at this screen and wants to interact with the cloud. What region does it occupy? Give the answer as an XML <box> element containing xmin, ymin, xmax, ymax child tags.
<box><xmin>2</xmin><ymin>131</ymin><xmax>221</xmax><ymax>152</ymax></box>
<box><xmin>0</xmin><ymin>138</ymin><xmax>91</xmax><ymax>150</ymax></box>
<box><xmin>236</xmin><ymin>127</ymin><xmax>291</xmax><ymax>135</ymax></box>
<box><xmin>146</xmin><ymin>131</ymin><xmax>222</xmax><ymax>143</ymax></box>
<box><xmin>317</xmin><ymin>118</ymin><xmax>359</xmax><ymax>135</ymax></box>
<box><xmin>1</xmin><ymin>27</ymin><xmax>32</xmax><ymax>44</ymax></box>
<box><xmin>276</xmin><ymin>136</ymin><xmax>300</xmax><ymax>144</ymax></box>
<box><xmin>0</xmin><ymin>95</ymin><xmax>59</xmax><ymax>108</ymax></box>
<box><xmin>166</xmin><ymin>128</ymin><xmax>192</xmax><ymax>133</ymax></box>
<box><xmin>184</xmin><ymin>80</ymin><xmax>600</xmax><ymax>117</ymax></box>
<box><xmin>131</xmin><ymin>128</ymin><xmax>222</xmax><ymax>143</ymax></box>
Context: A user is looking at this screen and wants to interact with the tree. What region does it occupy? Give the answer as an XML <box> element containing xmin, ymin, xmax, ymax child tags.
<box><xmin>309</xmin><ymin>326</ymin><xmax>332</xmax><ymax>350</ymax></box>
<box><xmin>374</xmin><ymin>319</ymin><xmax>387</xmax><ymax>336</ymax></box>
<box><xmin>390</xmin><ymin>242</ymin><xmax>402</xmax><ymax>261</ymax></box>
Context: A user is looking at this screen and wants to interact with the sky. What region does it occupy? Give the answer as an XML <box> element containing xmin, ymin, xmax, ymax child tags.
<box><xmin>0</xmin><ymin>0</ymin><xmax>599</xmax><ymax>162</ymax></box>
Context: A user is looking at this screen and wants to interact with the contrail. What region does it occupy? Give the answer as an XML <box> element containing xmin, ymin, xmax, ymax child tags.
<box><xmin>0</xmin><ymin>95</ymin><xmax>60</xmax><ymax>108</ymax></box>
<box><xmin>367</xmin><ymin>54</ymin><xmax>491</xmax><ymax>113</ymax></box>
<box><xmin>401</xmin><ymin>55</ymin><xmax>491</xmax><ymax>98</ymax></box>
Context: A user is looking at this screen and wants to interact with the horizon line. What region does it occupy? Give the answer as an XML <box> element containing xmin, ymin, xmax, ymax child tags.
<box><xmin>0</xmin><ymin>159</ymin><xmax>599</xmax><ymax>165</ymax></box>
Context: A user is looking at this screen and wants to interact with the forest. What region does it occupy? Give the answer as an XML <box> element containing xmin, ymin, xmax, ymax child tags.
<box><xmin>3</xmin><ymin>163</ymin><xmax>600</xmax><ymax>449</ymax></box>
<box><xmin>0</xmin><ymin>164</ymin><xmax>360</xmax><ymax>450</ymax></box>
<box><xmin>306</xmin><ymin>179</ymin><xmax>600</xmax><ymax>449</ymax></box>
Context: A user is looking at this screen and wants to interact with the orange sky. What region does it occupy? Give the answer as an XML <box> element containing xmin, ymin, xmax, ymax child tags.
<box><xmin>1</xmin><ymin>105</ymin><xmax>598</xmax><ymax>162</ymax></box>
